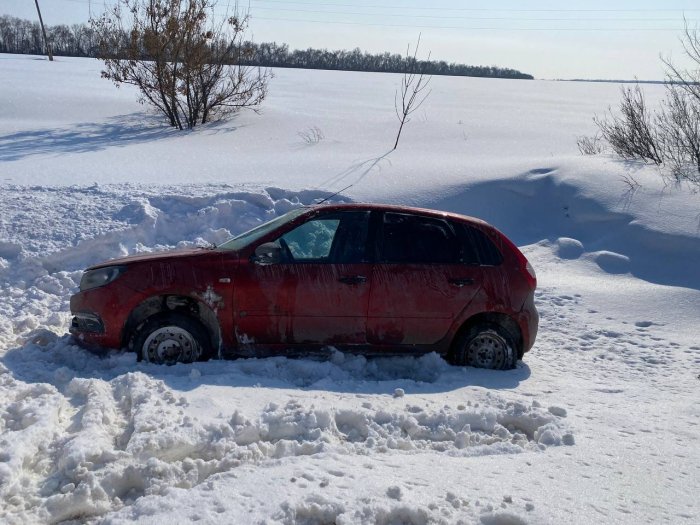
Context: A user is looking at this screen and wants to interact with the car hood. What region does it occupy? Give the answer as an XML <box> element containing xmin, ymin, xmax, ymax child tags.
<box><xmin>87</xmin><ymin>247</ymin><xmax>219</xmax><ymax>270</ymax></box>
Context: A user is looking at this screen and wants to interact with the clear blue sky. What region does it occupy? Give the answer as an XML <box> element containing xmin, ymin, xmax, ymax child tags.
<box><xmin>4</xmin><ymin>0</ymin><xmax>700</xmax><ymax>79</ymax></box>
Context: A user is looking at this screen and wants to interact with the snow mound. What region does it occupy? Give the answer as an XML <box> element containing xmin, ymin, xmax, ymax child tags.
<box><xmin>556</xmin><ymin>237</ymin><xmax>584</xmax><ymax>260</ymax></box>
<box><xmin>592</xmin><ymin>250</ymin><xmax>631</xmax><ymax>274</ymax></box>
<box><xmin>480</xmin><ymin>512</ymin><xmax>529</xmax><ymax>525</ymax></box>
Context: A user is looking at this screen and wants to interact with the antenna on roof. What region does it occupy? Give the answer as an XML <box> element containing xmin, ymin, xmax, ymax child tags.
<box><xmin>314</xmin><ymin>183</ymin><xmax>355</xmax><ymax>206</ymax></box>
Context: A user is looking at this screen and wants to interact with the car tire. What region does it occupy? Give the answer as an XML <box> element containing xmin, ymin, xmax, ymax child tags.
<box><xmin>133</xmin><ymin>312</ymin><xmax>210</xmax><ymax>365</ymax></box>
<box><xmin>452</xmin><ymin>322</ymin><xmax>517</xmax><ymax>370</ymax></box>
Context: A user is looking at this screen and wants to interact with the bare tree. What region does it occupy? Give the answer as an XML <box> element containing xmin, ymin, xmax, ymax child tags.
<box><xmin>91</xmin><ymin>0</ymin><xmax>270</xmax><ymax>130</ymax></box>
<box><xmin>659</xmin><ymin>20</ymin><xmax>700</xmax><ymax>183</ymax></box>
<box><xmin>662</xmin><ymin>20</ymin><xmax>700</xmax><ymax>107</ymax></box>
<box><xmin>393</xmin><ymin>35</ymin><xmax>432</xmax><ymax>150</ymax></box>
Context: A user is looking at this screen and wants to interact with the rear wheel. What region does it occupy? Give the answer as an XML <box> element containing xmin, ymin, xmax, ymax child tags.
<box><xmin>452</xmin><ymin>322</ymin><xmax>517</xmax><ymax>370</ymax></box>
<box><xmin>133</xmin><ymin>313</ymin><xmax>209</xmax><ymax>365</ymax></box>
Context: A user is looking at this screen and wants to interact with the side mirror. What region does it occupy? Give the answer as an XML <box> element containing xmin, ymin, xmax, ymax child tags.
<box><xmin>253</xmin><ymin>242</ymin><xmax>282</xmax><ymax>265</ymax></box>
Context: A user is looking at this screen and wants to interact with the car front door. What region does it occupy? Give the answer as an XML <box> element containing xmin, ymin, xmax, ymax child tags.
<box><xmin>233</xmin><ymin>210</ymin><xmax>372</xmax><ymax>346</ymax></box>
<box><xmin>367</xmin><ymin>212</ymin><xmax>482</xmax><ymax>346</ymax></box>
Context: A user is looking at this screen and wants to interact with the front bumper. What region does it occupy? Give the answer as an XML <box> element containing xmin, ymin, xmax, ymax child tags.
<box><xmin>69</xmin><ymin>287</ymin><xmax>133</xmax><ymax>349</ymax></box>
<box><xmin>71</xmin><ymin>312</ymin><xmax>105</xmax><ymax>334</ymax></box>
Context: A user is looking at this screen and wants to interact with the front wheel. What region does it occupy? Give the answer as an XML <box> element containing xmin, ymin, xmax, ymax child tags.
<box><xmin>133</xmin><ymin>313</ymin><xmax>209</xmax><ymax>365</ymax></box>
<box><xmin>452</xmin><ymin>323</ymin><xmax>517</xmax><ymax>370</ymax></box>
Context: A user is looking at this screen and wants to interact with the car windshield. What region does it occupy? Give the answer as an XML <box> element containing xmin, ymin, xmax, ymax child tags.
<box><xmin>218</xmin><ymin>208</ymin><xmax>307</xmax><ymax>251</ymax></box>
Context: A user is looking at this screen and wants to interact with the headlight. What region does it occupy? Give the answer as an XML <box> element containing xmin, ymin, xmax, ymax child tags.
<box><xmin>79</xmin><ymin>266</ymin><xmax>126</xmax><ymax>291</ymax></box>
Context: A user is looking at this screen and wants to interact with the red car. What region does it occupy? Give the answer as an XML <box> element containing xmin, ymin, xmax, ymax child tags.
<box><xmin>70</xmin><ymin>204</ymin><xmax>538</xmax><ymax>369</ymax></box>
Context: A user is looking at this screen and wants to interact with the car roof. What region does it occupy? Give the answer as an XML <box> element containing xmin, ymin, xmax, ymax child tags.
<box><xmin>308</xmin><ymin>202</ymin><xmax>490</xmax><ymax>227</ymax></box>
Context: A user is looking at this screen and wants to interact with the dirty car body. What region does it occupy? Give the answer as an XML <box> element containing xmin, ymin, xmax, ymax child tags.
<box><xmin>70</xmin><ymin>204</ymin><xmax>538</xmax><ymax>369</ymax></box>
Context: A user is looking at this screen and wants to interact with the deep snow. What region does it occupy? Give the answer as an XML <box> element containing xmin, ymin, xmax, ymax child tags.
<box><xmin>0</xmin><ymin>54</ymin><xmax>699</xmax><ymax>524</ymax></box>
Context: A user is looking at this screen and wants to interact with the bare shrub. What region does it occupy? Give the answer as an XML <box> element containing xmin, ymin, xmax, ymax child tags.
<box><xmin>298</xmin><ymin>126</ymin><xmax>325</xmax><ymax>145</ymax></box>
<box><xmin>594</xmin><ymin>84</ymin><xmax>663</xmax><ymax>165</ymax></box>
<box><xmin>576</xmin><ymin>133</ymin><xmax>606</xmax><ymax>155</ymax></box>
<box><xmin>659</xmin><ymin>20</ymin><xmax>700</xmax><ymax>185</ymax></box>
<box><xmin>91</xmin><ymin>0</ymin><xmax>270</xmax><ymax>130</ymax></box>
<box><xmin>594</xmin><ymin>22</ymin><xmax>700</xmax><ymax>188</ymax></box>
<box><xmin>393</xmin><ymin>35</ymin><xmax>432</xmax><ymax>150</ymax></box>
<box><xmin>621</xmin><ymin>173</ymin><xmax>642</xmax><ymax>193</ymax></box>
<box><xmin>658</xmin><ymin>86</ymin><xmax>700</xmax><ymax>184</ymax></box>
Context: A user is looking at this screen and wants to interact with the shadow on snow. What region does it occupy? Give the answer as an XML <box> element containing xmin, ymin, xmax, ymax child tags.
<box><xmin>0</xmin><ymin>333</ymin><xmax>531</xmax><ymax>394</ymax></box>
<box><xmin>426</xmin><ymin>168</ymin><xmax>700</xmax><ymax>291</ymax></box>
<box><xmin>0</xmin><ymin>113</ymin><xmax>239</xmax><ymax>162</ymax></box>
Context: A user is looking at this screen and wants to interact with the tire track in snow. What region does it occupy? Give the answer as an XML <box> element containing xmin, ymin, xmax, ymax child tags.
<box><xmin>0</xmin><ymin>359</ymin><xmax>572</xmax><ymax>523</ymax></box>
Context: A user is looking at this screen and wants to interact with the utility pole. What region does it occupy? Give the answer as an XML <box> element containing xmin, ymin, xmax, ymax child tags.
<box><xmin>34</xmin><ymin>0</ymin><xmax>53</xmax><ymax>61</ymax></box>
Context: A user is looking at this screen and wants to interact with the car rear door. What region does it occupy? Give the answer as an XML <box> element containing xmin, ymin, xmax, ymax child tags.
<box><xmin>233</xmin><ymin>210</ymin><xmax>372</xmax><ymax>345</ymax></box>
<box><xmin>367</xmin><ymin>212</ymin><xmax>482</xmax><ymax>346</ymax></box>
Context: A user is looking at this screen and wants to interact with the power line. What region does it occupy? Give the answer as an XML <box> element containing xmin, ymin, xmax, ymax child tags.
<box><xmin>250</xmin><ymin>6</ymin><xmax>696</xmax><ymax>22</ymax></box>
<box><xmin>250</xmin><ymin>0</ymin><xmax>700</xmax><ymax>13</ymax></box>
<box><xmin>42</xmin><ymin>0</ymin><xmax>698</xmax><ymax>31</ymax></box>
<box><xmin>51</xmin><ymin>0</ymin><xmax>700</xmax><ymax>14</ymax></box>
<box><xmin>253</xmin><ymin>16</ymin><xmax>689</xmax><ymax>32</ymax></box>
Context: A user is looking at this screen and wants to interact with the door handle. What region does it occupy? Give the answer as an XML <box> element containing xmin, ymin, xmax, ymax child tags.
<box><xmin>448</xmin><ymin>277</ymin><xmax>475</xmax><ymax>287</ymax></box>
<box><xmin>339</xmin><ymin>275</ymin><xmax>367</xmax><ymax>285</ymax></box>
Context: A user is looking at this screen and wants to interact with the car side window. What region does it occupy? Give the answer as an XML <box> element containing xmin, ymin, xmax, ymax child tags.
<box><xmin>281</xmin><ymin>219</ymin><xmax>340</xmax><ymax>260</ymax></box>
<box><xmin>278</xmin><ymin>211</ymin><xmax>370</xmax><ymax>263</ymax></box>
<box><xmin>379</xmin><ymin>213</ymin><xmax>461</xmax><ymax>264</ymax></box>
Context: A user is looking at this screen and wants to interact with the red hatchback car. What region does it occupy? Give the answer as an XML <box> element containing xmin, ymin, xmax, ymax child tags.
<box><xmin>70</xmin><ymin>204</ymin><xmax>538</xmax><ymax>369</ymax></box>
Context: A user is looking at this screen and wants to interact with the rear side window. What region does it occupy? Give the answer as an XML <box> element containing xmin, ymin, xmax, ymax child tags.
<box><xmin>378</xmin><ymin>213</ymin><xmax>461</xmax><ymax>264</ymax></box>
<box><xmin>456</xmin><ymin>223</ymin><xmax>503</xmax><ymax>266</ymax></box>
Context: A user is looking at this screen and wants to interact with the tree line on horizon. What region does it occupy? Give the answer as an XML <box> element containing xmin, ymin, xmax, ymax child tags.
<box><xmin>0</xmin><ymin>14</ymin><xmax>534</xmax><ymax>80</ymax></box>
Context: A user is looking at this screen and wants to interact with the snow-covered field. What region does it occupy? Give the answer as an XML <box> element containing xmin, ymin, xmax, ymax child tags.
<box><xmin>1</xmin><ymin>53</ymin><xmax>699</xmax><ymax>524</ymax></box>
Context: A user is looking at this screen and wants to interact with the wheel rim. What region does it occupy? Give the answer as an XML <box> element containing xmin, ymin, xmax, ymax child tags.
<box><xmin>466</xmin><ymin>331</ymin><xmax>508</xmax><ymax>369</ymax></box>
<box><xmin>143</xmin><ymin>326</ymin><xmax>199</xmax><ymax>364</ymax></box>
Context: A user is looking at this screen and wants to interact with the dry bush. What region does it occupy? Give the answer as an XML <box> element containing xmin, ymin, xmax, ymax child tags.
<box><xmin>298</xmin><ymin>126</ymin><xmax>325</xmax><ymax>145</ymax></box>
<box><xmin>91</xmin><ymin>0</ymin><xmax>270</xmax><ymax>130</ymax></box>
<box><xmin>659</xmin><ymin>84</ymin><xmax>700</xmax><ymax>185</ymax></box>
<box><xmin>594</xmin><ymin>84</ymin><xmax>663</xmax><ymax>165</ymax></box>
<box><xmin>576</xmin><ymin>133</ymin><xmax>607</xmax><ymax>155</ymax></box>
<box><xmin>594</xmin><ymin>22</ymin><xmax>700</xmax><ymax>188</ymax></box>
